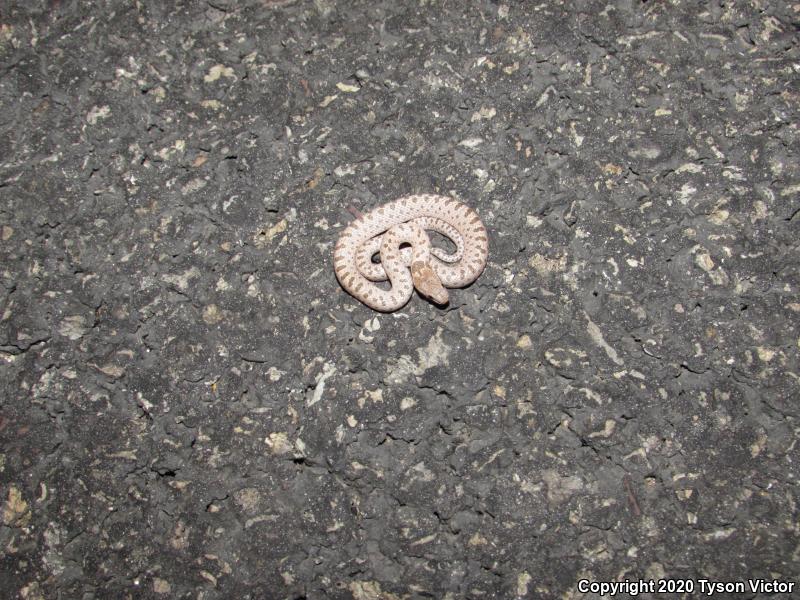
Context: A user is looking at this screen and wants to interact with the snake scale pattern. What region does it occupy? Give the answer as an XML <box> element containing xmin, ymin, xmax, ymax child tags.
<box><xmin>333</xmin><ymin>194</ymin><xmax>489</xmax><ymax>311</ymax></box>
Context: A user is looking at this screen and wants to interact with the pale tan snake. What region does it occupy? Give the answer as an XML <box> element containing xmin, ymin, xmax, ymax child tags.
<box><xmin>333</xmin><ymin>194</ymin><xmax>489</xmax><ymax>311</ymax></box>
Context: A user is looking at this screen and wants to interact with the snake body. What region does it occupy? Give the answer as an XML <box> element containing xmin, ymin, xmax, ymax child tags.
<box><xmin>333</xmin><ymin>194</ymin><xmax>489</xmax><ymax>312</ymax></box>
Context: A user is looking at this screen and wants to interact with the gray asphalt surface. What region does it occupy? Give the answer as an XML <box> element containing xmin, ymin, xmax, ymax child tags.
<box><xmin>1</xmin><ymin>1</ymin><xmax>798</xmax><ymax>598</ymax></box>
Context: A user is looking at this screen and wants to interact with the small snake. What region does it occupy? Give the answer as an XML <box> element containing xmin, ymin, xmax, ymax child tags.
<box><xmin>333</xmin><ymin>194</ymin><xmax>489</xmax><ymax>311</ymax></box>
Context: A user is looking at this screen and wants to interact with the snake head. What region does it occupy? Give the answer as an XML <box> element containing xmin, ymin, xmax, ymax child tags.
<box><xmin>410</xmin><ymin>261</ymin><xmax>449</xmax><ymax>305</ymax></box>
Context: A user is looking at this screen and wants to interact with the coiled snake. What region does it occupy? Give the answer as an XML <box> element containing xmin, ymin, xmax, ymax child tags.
<box><xmin>333</xmin><ymin>194</ymin><xmax>489</xmax><ymax>311</ymax></box>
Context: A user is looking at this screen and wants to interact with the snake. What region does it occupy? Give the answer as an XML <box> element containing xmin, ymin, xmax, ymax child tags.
<box><xmin>333</xmin><ymin>194</ymin><xmax>489</xmax><ymax>312</ymax></box>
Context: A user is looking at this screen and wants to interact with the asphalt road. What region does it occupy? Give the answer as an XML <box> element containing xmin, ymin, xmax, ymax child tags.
<box><xmin>1</xmin><ymin>1</ymin><xmax>798</xmax><ymax>598</ymax></box>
